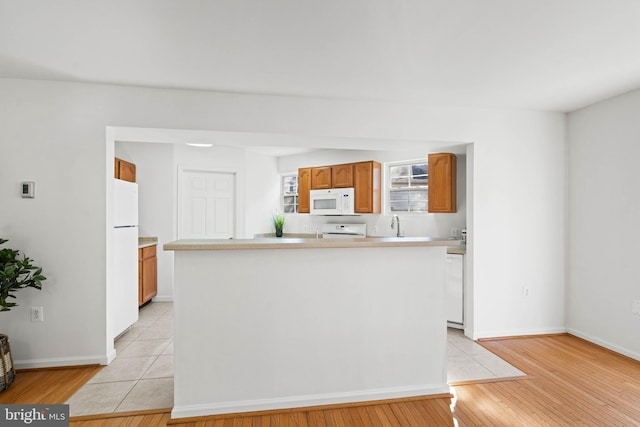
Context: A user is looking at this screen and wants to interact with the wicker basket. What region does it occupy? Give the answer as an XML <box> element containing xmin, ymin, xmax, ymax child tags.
<box><xmin>0</xmin><ymin>334</ymin><xmax>16</xmax><ymax>391</ymax></box>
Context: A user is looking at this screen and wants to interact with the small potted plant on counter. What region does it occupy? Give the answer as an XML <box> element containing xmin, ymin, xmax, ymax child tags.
<box><xmin>0</xmin><ymin>238</ymin><xmax>47</xmax><ymax>391</ymax></box>
<box><xmin>273</xmin><ymin>212</ymin><xmax>286</xmax><ymax>238</ymax></box>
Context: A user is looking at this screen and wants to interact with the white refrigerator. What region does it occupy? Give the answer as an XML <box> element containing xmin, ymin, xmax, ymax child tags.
<box><xmin>112</xmin><ymin>178</ymin><xmax>139</xmax><ymax>338</ymax></box>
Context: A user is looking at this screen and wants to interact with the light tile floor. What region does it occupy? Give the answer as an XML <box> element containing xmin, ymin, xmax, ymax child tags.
<box><xmin>67</xmin><ymin>303</ymin><xmax>524</xmax><ymax>416</ymax></box>
<box><xmin>66</xmin><ymin>302</ymin><xmax>174</xmax><ymax>416</ymax></box>
<box><xmin>447</xmin><ymin>327</ymin><xmax>526</xmax><ymax>383</ymax></box>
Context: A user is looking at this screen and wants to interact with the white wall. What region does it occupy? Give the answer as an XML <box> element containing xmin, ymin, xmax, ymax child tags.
<box><xmin>567</xmin><ymin>89</ymin><xmax>640</xmax><ymax>360</ymax></box>
<box><xmin>277</xmin><ymin>148</ymin><xmax>467</xmax><ymax>239</ymax></box>
<box><xmin>244</xmin><ymin>151</ymin><xmax>281</xmax><ymax>237</ymax></box>
<box><xmin>0</xmin><ymin>77</ymin><xmax>565</xmax><ymax>367</ymax></box>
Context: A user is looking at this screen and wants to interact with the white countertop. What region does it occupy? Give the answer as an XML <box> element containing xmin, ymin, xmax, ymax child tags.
<box><xmin>164</xmin><ymin>236</ymin><xmax>460</xmax><ymax>251</ymax></box>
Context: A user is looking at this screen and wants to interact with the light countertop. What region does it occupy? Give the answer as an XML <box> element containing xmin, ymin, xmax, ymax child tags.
<box><xmin>138</xmin><ymin>236</ymin><xmax>158</xmax><ymax>249</ymax></box>
<box><xmin>447</xmin><ymin>245</ymin><xmax>467</xmax><ymax>255</ymax></box>
<box><xmin>164</xmin><ymin>236</ymin><xmax>460</xmax><ymax>251</ymax></box>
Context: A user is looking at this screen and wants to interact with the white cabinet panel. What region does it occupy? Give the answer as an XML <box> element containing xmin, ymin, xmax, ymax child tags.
<box><xmin>446</xmin><ymin>253</ymin><xmax>464</xmax><ymax>325</ymax></box>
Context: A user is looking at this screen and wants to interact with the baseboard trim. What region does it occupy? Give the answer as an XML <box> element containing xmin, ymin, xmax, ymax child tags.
<box><xmin>16</xmin><ymin>364</ymin><xmax>102</xmax><ymax>373</ymax></box>
<box><xmin>152</xmin><ymin>296</ymin><xmax>174</xmax><ymax>303</ymax></box>
<box><xmin>448</xmin><ymin>374</ymin><xmax>535</xmax><ymax>387</ymax></box>
<box><xmin>478</xmin><ymin>332</ymin><xmax>569</xmax><ymax>342</ymax></box>
<box><xmin>14</xmin><ymin>354</ymin><xmax>110</xmax><ymax>370</ymax></box>
<box><xmin>71</xmin><ymin>408</ymin><xmax>172</xmax><ymax>422</ymax></box>
<box><xmin>106</xmin><ymin>347</ymin><xmax>117</xmax><ymax>364</ymax></box>
<box><xmin>473</xmin><ymin>327</ymin><xmax>566</xmax><ymax>340</ymax></box>
<box><xmin>171</xmin><ymin>384</ymin><xmax>450</xmax><ymax>419</ymax></box>
<box><xmin>566</xmin><ymin>328</ymin><xmax>640</xmax><ymax>362</ymax></box>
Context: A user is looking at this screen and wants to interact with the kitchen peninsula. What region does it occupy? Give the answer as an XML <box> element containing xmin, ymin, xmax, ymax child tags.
<box><xmin>164</xmin><ymin>237</ymin><xmax>456</xmax><ymax>419</ymax></box>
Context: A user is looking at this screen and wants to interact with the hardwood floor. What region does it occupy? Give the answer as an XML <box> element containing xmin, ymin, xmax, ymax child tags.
<box><xmin>0</xmin><ymin>365</ymin><xmax>102</xmax><ymax>405</ymax></box>
<box><xmin>3</xmin><ymin>334</ymin><xmax>640</xmax><ymax>426</ymax></box>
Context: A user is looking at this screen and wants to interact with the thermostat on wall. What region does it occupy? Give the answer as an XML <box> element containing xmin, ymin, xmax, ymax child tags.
<box><xmin>21</xmin><ymin>181</ymin><xmax>35</xmax><ymax>198</ymax></box>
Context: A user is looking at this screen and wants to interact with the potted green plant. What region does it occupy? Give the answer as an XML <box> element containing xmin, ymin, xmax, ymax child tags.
<box><xmin>0</xmin><ymin>238</ymin><xmax>46</xmax><ymax>390</ymax></box>
<box><xmin>272</xmin><ymin>213</ymin><xmax>286</xmax><ymax>238</ymax></box>
<box><xmin>0</xmin><ymin>238</ymin><xmax>46</xmax><ymax>312</ymax></box>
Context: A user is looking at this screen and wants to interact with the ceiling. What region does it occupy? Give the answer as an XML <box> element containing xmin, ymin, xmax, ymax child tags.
<box><xmin>1</xmin><ymin>0</ymin><xmax>640</xmax><ymax>112</ymax></box>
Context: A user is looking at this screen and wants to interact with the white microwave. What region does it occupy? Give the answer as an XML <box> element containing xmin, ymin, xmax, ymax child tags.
<box><xmin>310</xmin><ymin>188</ymin><xmax>356</xmax><ymax>215</ymax></box>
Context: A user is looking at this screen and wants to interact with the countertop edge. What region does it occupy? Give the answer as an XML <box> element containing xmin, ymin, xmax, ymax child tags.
<box><xmin>447</xmin><ymin>246</ymin><xmax>466</xmax><ymax>255</ymax></box>
<box><xmin>164</xmin><ymin>237</ymin><xmax>461</xmax><ymax>251</ymax></box>
<box><xmin>138</xmin><ymin>237</ymin><xmax>158</xmax><ymax>249</ymax></box>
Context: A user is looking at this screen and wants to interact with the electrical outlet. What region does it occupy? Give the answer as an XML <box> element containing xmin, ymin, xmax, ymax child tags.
<box><xmin>303</xmin><ymin>224</ymin><xmax>308</xmax><ymax>232</ymax></box>
<box><xmin>372</xmin><ymin>226</ymin><xmax>378</xmax><ymax>235</ymax></box>
<box><xmin>450</xmin><ymin>227</ymin><xmax>461</xmax><ymax>238</ymax></box>
<box><xmin>632</xmin><ymin>299</ymin><xmax>640</xmax><ymax>315</ymax></box>
<box><xmin>31</xmin><ymin>306</ymin><xmax>44</xmax><ymax>322</ymax></box>
<box><xmin>523</xmin><ymin>287</ymin><xmax>529</xmax><ymax>297</ymax></box>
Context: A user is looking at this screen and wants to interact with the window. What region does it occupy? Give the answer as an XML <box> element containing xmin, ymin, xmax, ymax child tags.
<box><xmin>281</xmin><ymin>173</ymin><xmax>298</xmax><ymax>213</ymax></box>
<box><xmin>387</xmin><ymin>160</ymin><xmax>429</xmax><ymax>213</ymax></box>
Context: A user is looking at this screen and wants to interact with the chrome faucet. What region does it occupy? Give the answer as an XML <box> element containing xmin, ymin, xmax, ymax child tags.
<box><xmin>391</xmin><ymin>215</ymin><xmax>402</xmax><ymax>237</ymax></box>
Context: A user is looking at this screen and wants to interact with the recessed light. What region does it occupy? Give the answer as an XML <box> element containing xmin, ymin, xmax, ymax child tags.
<box><xmin>186</xmin><ymin>143</ymin><xmax>213</xmax><ymax>148</ymax></box>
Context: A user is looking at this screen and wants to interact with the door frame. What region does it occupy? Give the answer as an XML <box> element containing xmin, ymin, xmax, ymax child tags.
<box><xmin>176</xmin><ymin>165</ymin><xmax>243</xmax><ymax>240</ymax></box>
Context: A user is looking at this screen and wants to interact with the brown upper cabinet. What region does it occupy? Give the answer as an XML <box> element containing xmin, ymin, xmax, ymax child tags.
<box><xmin>311</xmin><ymin>166</ymin><xmax>332</xmax><ymax>189</ymax></box>
<box><xmin>297</xmin><ymin>168</ymin><xmax>311</xmax><ymax>213</ymax></box>
<box><xmin>331</xmin><ymin>163</ymin><xmax>354</xmax><ymax>188</ymax></box>
<box><xmin>354</xmin><ymin>161</ymin><xmax>381</xmax><ymax>214</ymax></box>
<box><xmin>115</xmin><ymin>157</ymin><xmax>136</xmax><ymax>183</ymax></box>
<box><xmin>428</xmin><ymin>153</ymin><xmax>456</xmax><ymax>213</ymax></box>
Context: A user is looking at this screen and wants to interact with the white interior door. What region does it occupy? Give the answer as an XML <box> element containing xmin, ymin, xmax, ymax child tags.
<box><xmin>179</xmin><ymin>169</ymin><xmax>235</xmax><ymax>239</ymax></box>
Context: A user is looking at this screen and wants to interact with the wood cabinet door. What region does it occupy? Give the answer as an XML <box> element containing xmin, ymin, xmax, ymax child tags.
<box><xmin>354</xmin><ymin>161</ymin><xmax>381</xmax><ymax>213</ymax></box>
<box><xmin>141</xmin><ymin>255</ymin><xmax>158</xmax><ymax>304</ymax></box>
<box><xmin>311</xmin><ymin>167</ymin><xmax>332</xmax><ymax>189</ymax></box>
<box><xmin>428</xmin><ymin>153</ymin><xmax>457</xmax><ymax>213</ymax></box>
<box><xmin>138</xmin><ymin>252</ymin><xmax>143</xmax><ymax>306</ymax></box>
<box><xmin>115</xmin><ymin>157</ymin><xmax>136</xmax><ymax>182</ymax></box>
<box><xmin>139</xmin><ymin>245</ymin><xmax>158</xmax><ymax>306</ymax></box>
<box><xmin>332</xmin><ymin>163</ymin><xmax>354</xmax><ymax>188</ymax></box>
<box><xmin>298</xmin><ymin>168</ymin><xmax>311</xmax><ymax>213</ymax></box>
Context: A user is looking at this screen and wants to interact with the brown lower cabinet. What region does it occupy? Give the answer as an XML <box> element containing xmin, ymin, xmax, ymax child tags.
<box><xmin>138</xmin><ymin>245</ymin><xmax>157</xmax><ymax>306</ymax></box>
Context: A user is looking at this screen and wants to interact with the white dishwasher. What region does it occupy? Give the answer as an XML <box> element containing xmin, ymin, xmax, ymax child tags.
<box><xmin>446</xmin><ymin>253</ymin><xmax>464</xmax><ymax>328</ymax></box>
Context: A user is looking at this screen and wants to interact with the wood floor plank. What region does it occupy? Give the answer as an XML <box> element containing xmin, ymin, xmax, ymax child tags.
<box><xmin>305</xmin><ymin>410</ymin><xmax>327</xmax><ymax>427</ymax></box>
<box><xmin>376</xmin><ymin>404</ymin><xmax>402</xmax><ymax>427</ymax></box>
<box><xmin>412</xmin><ymin>398</ymin><xmax>454</xmax><ymax>426</ymax></box>
<box><xmin>349</xmin><ymin>405</ymin><xmax>380</xmax><ymax>427</ymax></box>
